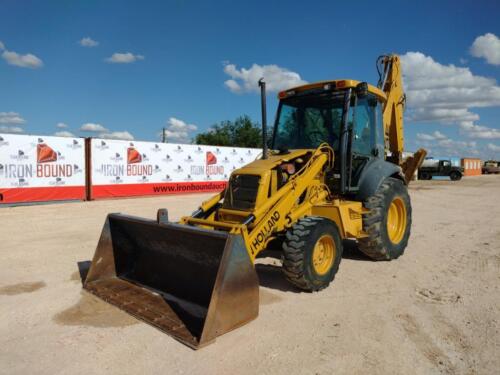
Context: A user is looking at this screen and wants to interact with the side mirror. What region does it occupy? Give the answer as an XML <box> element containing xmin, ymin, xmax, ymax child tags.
<box><xmin>356</xmin><ymin>82</ymin><xmax>369</xmax><ymax>98</ymax></box>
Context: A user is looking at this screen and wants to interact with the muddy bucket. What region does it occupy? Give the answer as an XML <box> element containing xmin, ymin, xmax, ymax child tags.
<box><xmin>83</xmin><ymin>213</ymin><xmax>259</xmax><ymax>349</ymax></box>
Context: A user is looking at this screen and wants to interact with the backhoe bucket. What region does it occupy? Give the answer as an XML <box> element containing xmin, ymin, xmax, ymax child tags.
<box><xmin>83</xmin><ymin>213</ymin><xmax>259</xmax><ymax>349</ymax></box>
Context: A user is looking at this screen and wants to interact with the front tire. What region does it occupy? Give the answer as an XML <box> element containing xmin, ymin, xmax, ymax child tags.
<box><xmin>358</xmin><ymin>177</ymin><xmax>412</xmax><ymax>260</ymax></box>
<box><xmin>282</xmin><ymin>217</ymin><xmax>343</xmax><ymax>291</ymax></box>
<box><xmin>450</xmin><ymin>171</ymin><xmax>462</xmax><ymax>181</ymax></box>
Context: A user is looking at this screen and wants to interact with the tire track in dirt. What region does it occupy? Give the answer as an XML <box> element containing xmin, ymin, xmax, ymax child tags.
<box><xmin>397</xmin><ymin>313</ymin><xmax>456</xmax><ymax>374</ymax></box>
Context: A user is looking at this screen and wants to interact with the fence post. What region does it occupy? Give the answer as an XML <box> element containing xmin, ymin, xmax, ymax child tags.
<box><xmin>85</xmin><ymin>137</ymin><xmax>93</xmax><ymax>201</ymax></box>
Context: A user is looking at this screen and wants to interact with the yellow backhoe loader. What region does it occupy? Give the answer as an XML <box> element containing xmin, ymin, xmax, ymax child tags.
<box><xmin>84</xmin><ymin>54</ymin><xmax>426</xmax><ymax>349</ymax></box>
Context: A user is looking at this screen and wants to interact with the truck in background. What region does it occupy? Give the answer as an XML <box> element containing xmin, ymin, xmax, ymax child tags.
<box><xmin>482</xmin><ymin>160</ymin><xmax>500</xmax><ymax>174</ymax></box>
<box><xmin>418</xmin><ymin>158</ymin><xmax>464</xmax><ymax>181</ymax></box>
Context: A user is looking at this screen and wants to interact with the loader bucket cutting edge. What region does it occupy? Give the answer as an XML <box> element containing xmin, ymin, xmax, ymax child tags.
<box><xmin>83</xmin><ymin>213</ymin><xmax>259</xmax><ymax>349</ymax></box>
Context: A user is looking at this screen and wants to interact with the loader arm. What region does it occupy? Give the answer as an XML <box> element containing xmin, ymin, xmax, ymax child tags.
<box><xmin>244</xmin><ymin>146</ymin><xmax>332</xmax><ymax>259</ymax></box>
<box><xmin>183</xmin><ymin>145</ymin><xmax>334</xmax><ymax>261</ymax></box>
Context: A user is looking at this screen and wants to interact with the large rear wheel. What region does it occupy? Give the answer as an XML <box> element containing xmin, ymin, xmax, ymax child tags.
<box><xmin>358</xmin><ymin>177</ymin><xmax>412</xmax><ymax>260</ymax></box>
<box><xmin>282</xmin><ymin>217</ymin><xmax>343</xmax><ymax>291</ymax></box>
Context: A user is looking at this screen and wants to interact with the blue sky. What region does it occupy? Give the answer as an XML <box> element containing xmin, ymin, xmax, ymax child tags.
<box><xmin>1</xmin><ymin>0</ymin><xmax>500</xmax><ymax>158</ymax></box>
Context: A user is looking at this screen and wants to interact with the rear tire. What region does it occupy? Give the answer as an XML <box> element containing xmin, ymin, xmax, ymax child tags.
<box><xmin>450</xmin><ymin>171</ymin><xmax>462</xmax><ymax>181</ymax></box>
<box><xmin>282</xmin><ymin>217</ymin><xmax>343</xmax><ymax>291</ymax></box>
<box><xmin>358</xmin><ymin>177</ymin><xmax>412</xmax><ymax>260</ymax></box>
<box><xmin>419</xmin><ymin>172</ymin><xmax>431</xmax><ymax>180</ymax></box>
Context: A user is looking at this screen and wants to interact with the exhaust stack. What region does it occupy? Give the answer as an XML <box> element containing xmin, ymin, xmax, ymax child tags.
<box><xmin>259</xmin><ymin>78</ymin><xmax>268</xmax><ymax>159</ymax></box>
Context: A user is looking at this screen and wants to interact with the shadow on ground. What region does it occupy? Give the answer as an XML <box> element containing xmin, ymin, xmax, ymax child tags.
<box><xmin>74</xmin><ymin>240</ymin><xmax>372</xmax><ymax>293</ymax></box>
<box><xmin>341</xmin><ymin>239</ymin><xmax>372</xmax><ymax>261</ymax></box>
<box><xmin>255</xmin><ymin>241</ymin><xmax>371</xmax><ymax>292</ymax></box>
<box><xmin>256</xmin><ymin>263</ymin><xmax>302</xmax><ymax>293</ymax></box>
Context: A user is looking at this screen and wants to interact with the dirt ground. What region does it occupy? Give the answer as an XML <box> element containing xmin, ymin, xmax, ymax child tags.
<box><xmin>1</xmin><ymin>176</ymin><xmax>499</xmax><ymax>375</ymax></box>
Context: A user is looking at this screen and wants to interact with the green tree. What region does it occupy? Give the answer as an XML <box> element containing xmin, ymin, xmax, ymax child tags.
<box><xmin>195</xmin><ymin>115</ymin><xmax>263</xmax><ymax>148</ymax></box>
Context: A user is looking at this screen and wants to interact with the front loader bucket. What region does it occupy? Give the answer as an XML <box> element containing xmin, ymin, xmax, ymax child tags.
<box><xmin>83</xmin><ymin>213</ymin><xmax>259</xmax><ymax>349</ymax></box>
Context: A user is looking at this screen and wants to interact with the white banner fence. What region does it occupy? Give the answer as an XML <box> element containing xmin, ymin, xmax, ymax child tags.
<box><xmin>0</xmin><ymin>133</ymin><xmax>260</xmax><ymax>204</ymax></box>
<box><xmin>0</xmin><ymin>134</ymin><xmax>86</xmax><ymax>203</ymax></box>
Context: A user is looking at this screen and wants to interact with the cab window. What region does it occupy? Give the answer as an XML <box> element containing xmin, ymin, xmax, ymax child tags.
<box><xmin>348</xmin><ymin>96</ymin><xmax>384</xmax><ymax>157</ymax></box>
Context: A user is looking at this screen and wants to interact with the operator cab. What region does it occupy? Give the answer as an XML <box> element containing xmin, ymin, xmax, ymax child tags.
<box><xmin>272</xmin><ymin>80</ymin><xmax>386</xmax><ymax>194</ymax></box>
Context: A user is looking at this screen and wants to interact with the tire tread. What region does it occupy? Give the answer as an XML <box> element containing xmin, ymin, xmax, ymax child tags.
<box><xmin>358</xmin><ymin>178</ymin><xmax>411</xmax><ymax>261</ymax></box>
<box><xmin>282</xmin><ymin>217</ymin><xmax>342</xmax><ymax>291</ymax></box>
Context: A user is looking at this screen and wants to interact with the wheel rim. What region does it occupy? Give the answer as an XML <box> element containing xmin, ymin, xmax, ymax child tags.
<box><xmin>386</xmin><ymin>197</ymin><xmax>407</xmax><ymax>244</ymax></box>
<box><xmin>312</xmin><ymin>235</ymin><xmax>335</xmax><ymax>275</ymax></box>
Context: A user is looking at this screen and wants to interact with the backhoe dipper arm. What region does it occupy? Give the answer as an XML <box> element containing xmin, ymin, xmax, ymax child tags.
<box><xmin>378</xmin><ymin>54</ymin><xmax>427</xmax><ymax>181</ymax></box>
<box><xmin>378</xmin><ymin>55</ymin><xmax>405</xmax><ymax>164</ymax></box>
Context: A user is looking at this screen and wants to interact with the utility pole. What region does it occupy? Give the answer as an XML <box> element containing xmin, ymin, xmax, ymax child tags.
<box><xmin>162</xmin><ymin>127</ymin><xmax>167</xmax><ymax>143</ymax></box>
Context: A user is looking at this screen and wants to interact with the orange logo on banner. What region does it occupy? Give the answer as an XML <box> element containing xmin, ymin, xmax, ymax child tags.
<box><xmin>127</xmin><ymin>147</ymin><xmax>142</xmax><ymax>164</ymax></box>
<box><xmin>206</xmin><ymin>151</ymin><xmax>217</xmax><ymax>165</ymax></box>
<box><xmin>37</xmin><ymin>143</ymin><xmax>57</xmax><ymax>163</ymax></box>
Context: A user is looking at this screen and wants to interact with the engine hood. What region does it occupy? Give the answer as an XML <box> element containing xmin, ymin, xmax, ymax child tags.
<box><xmin>232</xmin><ymin>149</ymin><xmax>312</xmax><ymax>175</ymax></box>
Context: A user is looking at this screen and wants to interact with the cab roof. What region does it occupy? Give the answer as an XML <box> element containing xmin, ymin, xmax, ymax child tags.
<box><xmin>278</xmin><ymin>79</ymin><xmax>386</xmax><ymax>102</ymax></box>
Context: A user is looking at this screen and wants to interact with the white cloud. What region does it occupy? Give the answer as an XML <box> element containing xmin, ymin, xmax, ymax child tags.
<box><xmin>416</xmin><ymin>133</ymin><xmax>434</xmax><ymax>141</ymax></box>
<box><xmin>2</xmin><ymin>50</ymin><xmax>43</xmax><ymax>69</ymax></box>
<box><xmin>416</xmin><ymin>133</ymin><xmax>479</xmax><ymax>158</ymax></box>
<box><xmin>54</xmin><ymin>131</ymin><xmax>75</xmax><ymax>137</ymax></box>
<box><xmin>437</xmin><ymin>138</ymin><xmax>476</xmax><ymax>150</ymax></box>
<box><xmin>98</xmin><ymin>131</ymin><xmax>134</xmax><ymax>141</ymax></box>
<box><xmin>401</xmin><ymin>51</ymin><xmax>500</xmax><ymax>140</ymax></box>
<box><xmin>0</xmin><ymin>125</ymin><xmax>24</xmax><ymax>134</ymax></box>
<box><xmin>105</xmin><ymin>52</ymin><xmax>144</xmax><ymax>64</ymax></box>
<box><xmin>487</xmin><ymin>143</ymin><xmax>500</xmax><ymax>152</ymax></box>
<box><xmin>0</xmin><ymin>112</ymin><xmax>26</xmax><ymax>125</ymax></box>
<box><xmin>470</xmin><ymin>33</ymin><xmax>500</xmax><ymax>65</ymax></box>
<box><xmin>80</xmin><ymin>122</ymin><xmax>134</xmax><ymax>140</ymax></box>
<box><xmin>167</xmin><ymin>117</ymin><xmax>197</xmax><ymax>132</ymax></box>
<box><xmin>160</xmin><ymin>117</ymin><xmax>197</xmax><ymax>143</ymax></box>
<box><xmin>56</xmin><ymin>122</ymin><xmax>68</xmax><ymax>129</ymax></box>
<box><xmin>401</xmin><ymin>52</ymin><xmax>500</xmax><ymax>118</ymax></box>
<box><xmin>80</xmin><ymin>123</ymin><xmax>108</xmax><ymax>132</ymax></box>
<box><xmin>79</xmin><ymin>37</ymin><xmax>99</xmax><ymax>47</ymax></box>
<box><xmin>223</xmin><ymin>62</ymin><xmax>307</xmax><ymax>93</ymax></box>
<box><xmin>0</xmin><ymin>41</ymin><xmax>43</xmax><ymax>68</ymax></box>
<box><xmin>408</xmin><ymin>108</ymin><xmax>479</xmax><ymax>124</ymax></box>
<box><xmin>224</xmin><ymin>79</ymin><xmax>241</xmax><ymax>92</ymax></box>
<box><xmin>416</xmin><ymin>131</ymin><xmax>447</xmax><ymax>141</ymax></box>
<box><xmin>459</xmin><ymin>121</ymin><xmax>500</xmax><ymax>139</ymax></box>
<box><xmin>433</xmin><ymin>131</ymin><xmax>448</xmax><ymax>140</ymax></box>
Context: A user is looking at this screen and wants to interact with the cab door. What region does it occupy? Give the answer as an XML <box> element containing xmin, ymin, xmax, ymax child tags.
<box><xmin>346</xmin><ymin>94</ymin><xmax>384</xmax><ymax>190</ymax></box>
<box><xmin>440</xmin><ymin>160</ymin><xmax>451</xmax><ymax>174</ymax></box>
